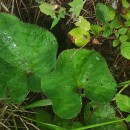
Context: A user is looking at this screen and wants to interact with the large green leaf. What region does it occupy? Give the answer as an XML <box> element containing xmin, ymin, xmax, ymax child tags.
<box><xmin>84</xmin><ymin>102</ymin><xmax>127</xmax><ymax>130</ymax></box>
<box><xmin>0</xmin><ymin>13</ymin><xmax>58</xmax><ymax>102</ymax></box>
<box><xmin>0</xmin><ymin>13</ymin><xmax>58</xmax><ymax>77</ymax></box>
<box><xmin>42</xmin><ymin>49</ymin><xmax>116</xmax><ymax>119</ymax></box>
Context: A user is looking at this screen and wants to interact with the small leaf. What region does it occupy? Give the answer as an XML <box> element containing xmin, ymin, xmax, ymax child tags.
<box><xmin>109</xmin><ymin>17</ymin><xmax>123</xmax><ymax>29</ymax></box>
<box><xmin>119</xmin><ymin>34</ymin><xmax>128</xmax><ymax>42</ymax></box>
<box><xmin>113</xmin><ymin>39</ymin><xmax>120</xmax><ymax>47</ymax></box>
<box><xmin>102</xmin><ymin>25</ymin><xmax>112</xmax><ymax>37</ymax></box>
<box><xmin>24</xmin><ymin>99</ymin><xmax>52</xmax><ymax>109</ymax></box>
<box><xmin>69</xmin><ymin>27</ymin><xmax>90</xmax><ymax>47</ymax></box>
<box><xmin>35</xmin><ymin>0</ymin><xmax>44</xmax><ymax>4</ymax></box>
<box><xmin>96</xmin><ymin>3</ymin><xmax>110</xmax><ymax>23</ymax></box>
<box><xmin>122</xmin><ymin>10</ymin><xmax>130</xmax><ymax>20</ymax></box>
<box><xmin>127</xmin><ymin>29</ymin><xmax>130</xmax><ymax>41</ymax></box>
<box><xmin>51</xmin><ymin>7</ymin><xmax>66</xmax><ymax>29</ymax></box>
<box><xmin>91</xmin><ymin>24</ymin><xmax>102</xmax><ymax>36</ymax></box>
<box><xmin>108</xmin><ymin>6</ymin><xmax>116</xmax><ymax>21</ymax></box>
<box><xmin>120</xmin><ymin>42</ymin><xmax>130</xmax><ymax>59</ymax></box>
<box><xmin>126</xmin><ymin>115</ymin><xmax>130</xmax><ymax>122</ymax></box>
<box><xmin>122</xmin><ymin>0</ymin><xmax>130</xmax><ymax>8</ymax></box>
<box><xmin>39</xmin><ymin>2</ymin><xmax>58</xmax><ymax>18</ymax></box>
<box><xmin>125</xmin><ymin>20</ymin><xmax>130</xmax><ymax>27</ymax></box>
<box><xmin>75</xmin><ymin>16</ymin><xmax>90</xmax><ymax>31</ymax></box>
<box><xmin>115</xmin><ymin>28</ymin><xmax>128</xmax><ymax>37</ymax></box>
<box><xmin>69</xmin><ymin>0</ymin><xmax>84</xmax><ymax>17</ymax></box>
<box><xmin>115</xmin><ymin>94</ymin><xmax>130</xmax><ymax>112</ymax></box>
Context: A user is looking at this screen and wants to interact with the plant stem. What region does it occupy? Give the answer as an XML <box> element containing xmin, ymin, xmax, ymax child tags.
<box><xmin>118</xmin><ymin>84</ymin><xmax>129</xmax><ymax>94</ymax></box>
<box><xmin>117</xmin><ymin>80</ymin><xmax>130</xmax><ymax>88</ymax></box>
<box><xmin>72</xmin><ymin>119</ymin><xmax>125</xmax><ymax>130</ymax></box>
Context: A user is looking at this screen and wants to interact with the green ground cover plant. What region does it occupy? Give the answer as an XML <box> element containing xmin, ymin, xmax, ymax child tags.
<box><xmin>0</xmin><ymin>0</ymin><xmax>130</xmax><ymax>129</ymax></box>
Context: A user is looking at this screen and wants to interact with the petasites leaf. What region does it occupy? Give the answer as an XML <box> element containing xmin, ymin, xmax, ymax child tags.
<box><xmin>84</xmin><ymin>102</ymin><xmax>127</xmax><ymax>130</ymax></box>
<box><xmin>0</xmin><ymin>13</ymin><xmax>58</xmax><ymax>102</ymax></box>
<box><xmin>120</xmin><ymin>42</ymin><xmax>130</xmax><ymax>59</ymax></box>
<box><xmin>42</xmin><ymin>49</ymin><xmax>116</xmax><ymax>119</ymax></box>
<box><xmin>116</xmin><ymin>94</ymin><xmax>130</xmax><ymax>112</ymax></box>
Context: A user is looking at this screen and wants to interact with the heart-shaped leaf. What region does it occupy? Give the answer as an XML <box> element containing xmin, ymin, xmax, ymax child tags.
<box><xmin>42</xmin><ymin>49</ymin><xmax>116</xmax><ymax>119</ymax></box>
<box><xmin>0</xmin><ymin>13</ymin><xmax>58</xmax><ymax>102</ymax></box>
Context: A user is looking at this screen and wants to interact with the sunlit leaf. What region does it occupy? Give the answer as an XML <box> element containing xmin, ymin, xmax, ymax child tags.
<box><xmin>51</xmin><ymin>7</ymin><xmax>66</xmax><ymax>29</ymax></box>
<box><xmin>39</xmin><ymin>2</ymin><xmax>58</xmax><ymax>18</ymax></box>
<box><xmin>69</xmin><ymin>27</ymin><xmax>90</xmax><ymax>47</ymax></box>
<box><xmin>69</xmin><ymin>0</ymin><xmax>84</xmax><ymax>17</ymax></box>
<box><xmin>75</xmin><ymin>16</ymin><xmax>90</xmax><ymax>31</ymax></box>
